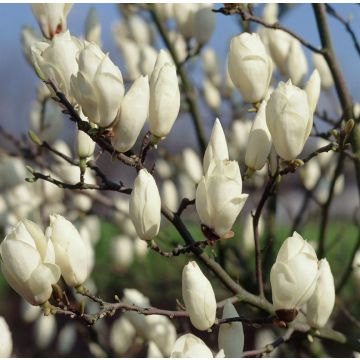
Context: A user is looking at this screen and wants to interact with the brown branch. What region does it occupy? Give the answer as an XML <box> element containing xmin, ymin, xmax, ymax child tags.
<box><xmin>242</xmin><ymin>327</ymin><xmax>295</xmax><ymax>357</ymax></box>
<box><xmin>325</xmin><ymin>4</ymin><xmax>360</xmax><ymax>58</ymax></box>
<box><xmin>213</xmin><ymin>5</ymin><xmax>322</xmax><ymax>54</ymax></box>
<box><xmin>252</xmin><ymin>176</ymin><xmax>277</xmax><ymax>298</ymax></box>
<box><xmin>148</xmin><ymin>237</ymin><xmax>221</xmax><ymax>257</ymax></box>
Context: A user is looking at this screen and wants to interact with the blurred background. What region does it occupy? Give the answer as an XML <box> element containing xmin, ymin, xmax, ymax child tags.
<box><xmin>0</xmin><ymin>3</ymin><xmax>360</xmax><ymax>357</ymax></box>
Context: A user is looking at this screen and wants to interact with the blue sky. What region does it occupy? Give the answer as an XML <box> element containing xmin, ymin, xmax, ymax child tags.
<box><xmin>0</xmin><ymin>4</ymin><xmax>360</xmax><ymax>144</ymax></box>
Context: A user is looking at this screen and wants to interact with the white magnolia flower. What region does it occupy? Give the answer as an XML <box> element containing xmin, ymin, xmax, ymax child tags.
<box><xmin>306</xmin><ymin>259</ymin><xmax>335</xmax><ymax>328</ymax></box>
<box><xmin>110</xmin><ymin>316</ymin><xmax>136</xmax><ymax>355</ymax></box>
<box><xmin>34</xmin><ymin>314</ymin><xmax>57</xmax><ymax>349</ymax></box>
<box><xmin>161</xmin><ymin>180</ymin><xmax>178</xmax><ymax>212</ymax></box>
<box><xmin>112</xmin><ymin>75</ymin><xmax>149</xmax><ymax>153</ymax></box>
<box><xmin>139</xmin><ymin>45</ymin><xmax>158</xmax><ymax>77</ymax></box>
<box><xmin>312</xmin><ymin>53</ymin><xmax>334</xmax><ymax>90</ymax></box>
<box><xmin>115</xmin><ymin>37</ymin><xmax>141</xmax><ymax>80</ymax></box>
<box><xmin>148</xmin><ymin>52</ymin><xmax>180</xmax><ymax>138</ymax></box>
<box><xmin>31</xmin><ymin>3</ymin><xmax>73</xmax><ymax>39</ymax></box>
<box><xmin>262</xmin><ymin>3</ymin><xmax>278</xmax><ymax>23</ymax></box>
<box><xmin>31</xmin><ymin>31</ymin><xmax>83</xmax><ymax>101</ymax></box>
<box><xmin>146</xmin><ymin>315</ymin><xmax>177</xmax><ymax>357</ymax></box>
<box><xmin>0</xmin><ymin>220</ymin><xmax>61</xmax><ymax>305</ymax></box>
<box><xmin>75</xmin><ymin>126</ymin><xmax>95</xmax><ymax>159</ymax></box>
<box><xmin>0</xmin><ymin>317</ymin><xmax>13</xmax><ymax>357</ymax></box>
<box><xmin>127</xmin><ymin>15</ymin><xmax>151</xmax><ymax>45</ymax></box>
<box><xmin>85</xmin><ymin>7</ymin><xmax>101</xmax><ymax>46</ymax></box>
<box><xmin>202</xmin><ymin>48</ymin><xmax>221</xmax><ymax>86</ymax></box>
<box><xmin>0</xmin><ymin>156</ymin><xmax>27</xmax><ymax>189</ymax></box>
<box><xmin>110</xmin><ymin>235</ymin><xmax>134</xmax><ymax>271</ymax></box>
<box><xmin>173</xmin><ymin>4</ymin><xmax>198</xmax><ymax>39</ymax></box>
<box><xmin>182</xmin><ymin>148</ymin><xmax>203</xmax><ymax>184</ymax></box>
<box><xmin>129</xmin><ymin>169</ymin><xmax>161</xmax><ymax>240</ymax></box>
<box><xmin>266</xmin><ymin>79</ymin><xmax>312</xmax><ymax>160</ymax></box>
<box><xmin>71</xmin><ymin>43</ymin><xmax>124</xmax><ymax>127</ymax></box>
<box><xmin>182</xmin><ymin>261</ymin><xmax>217</xmax><ymax>330</ymax></box>
<box><xmin>48</xmin><ymin>214</ymin><xmax>90</xmax><ymax>287</ymax></box>
<box><xmin>203</xmin><ymin>78</ymin><xmax>221</xmax><ymax>113</ymax></box>
<box><xmin>286</xmin><ymin>39</ymin><xmax>308</xmax><ymax>86</ymax></box>
<box><xmin>193</xmin><ymin>5</ymin><xmax>215</xmax><ymax>45</ymax></box>
<box><xmin>57</xmin><ymin>324</ymin><xmax>77</xmax><ymax>355</ymax></box>
<box><xmin>270</xmin><ymin>232</ymin><xmax>319</xmax><ymax>313</ymax></box>
<box><xmin>203</xmin><ymin>118</ymin><xmax>229</xmax><ymax>174</ymax></box>
<box><xmin>218</xmin><ymin>300</ymin><xmax>244</xmax><ymax>358</ymax></box>
<box><xmin>122</xmin><ymin>288</ymin><xmax>151</xmax><ymax>335</ymax></box>
<box><xmin>245</xmin><ymin>100</ymin><xmax>272</xmax><ymax>170</ymax></box>
<box><xmin>228</xmin><ymin>32</ymin><xmax>273</xmax><ymax>103</ymax></box>
<box><xmin>304</xmin><ymin>69</ymin><xmax>321</xmax><ymax>113</ymax></box>
<box><xmin>196</xmin><ymin>159</ymin><xmax>248</xmax><ymax>237</ymax></box>
<box><xmin>171</xmin><ymin>333</ymin><xmax>213</xmax><ymax>358</ymax></box>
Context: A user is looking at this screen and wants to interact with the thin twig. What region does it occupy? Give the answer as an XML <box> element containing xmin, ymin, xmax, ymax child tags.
<box><xmin>325</xmin><ymin>4</ymin><xmax>360</xmax><ymax>57</ymax></box>
<box><xmin>213</xmin><ymin>4</ymin><xmax>322</xmax><ymax>54</ymax></box>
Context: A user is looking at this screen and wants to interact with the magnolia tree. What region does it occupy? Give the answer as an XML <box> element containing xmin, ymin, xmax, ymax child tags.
<box><xmin>1</xmin><ymin>2</ymin><xmax>360</xmax><ymax>358</ymax></box>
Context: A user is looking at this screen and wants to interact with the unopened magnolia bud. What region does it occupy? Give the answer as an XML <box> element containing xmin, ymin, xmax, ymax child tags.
<box><xmin>171</xmin><ymin>333</ymin><xmax>213</xmax><ymax>358</ymax></box>
<box><xmin>0</xmin><ymin>317</ymin><xmax>12</xmax><ymax>357</ymax></box>
<box><xmin>48</xmin><ymin>214</ymin><xmax>90</xmax><ymax>287</ymax></box>
<box><xmin>146</xmin><ymin>315</ymin><xmax>177</xmax><ymax>357</ymax></box>
<box><xmin>218</xmin><ymin>300</ymin><xmax>244</xmax><ymax>358</ymax></box>
<box><xmin>262</xmin><ymin>3</ymin><xmax>278</xmax><ymax>23</ymax></box>
<box><xmin>129</xmin><ymin>169</ymin><xmax>161</xmax><ymax>240</ymax></box>
<box><xmin>116</xmin><ymin>37</ymin><xmax>141</xmax><ymax>80</ymax></box>
<box><xmin>76</xmin><ymin>126</ymin><xmax>95</xmax><ymax>159</ymax></box>
<box><xmin>34</xmin><ymin>314</ymin><xmax>57</xmax><ymax>349</ymax></box>
<box><xmin>196</xmin><ymin>159</ymin><xmax>248</xmax><ymax>237</ymax></box>
<box><xmin>31</xmin><ymin>3</ymin><xmax>73</xmax><ymax>39</ymax></box>
<box><xmin>228</xmin><ymin>32</ymin><xmax>273</xmax><ymax>103</ymax></box>
<box><xmin>304</xmin><ymin>69</ymin><xmax>321</xmax><ymax>113</ymax></box>
<box><xmin>161</xmin><ymin>180</ymin><xmax>178</xmax><ymax>212</ymax></box>
<box><xmin>306</xmin><ymin>259</ymin><xmax>335</xmax><ymax>328</ymax></box>
<box><xmin>57</xmin><ymin>324</ymin><xmax>77</xmax><ymax>355</ymax></box>
<box><xmin>110</xmin><ymin>235</ymin><xmax>134</xmax><ymax>271</ymax></box>
<box><xmin>270</xmin><ymin>232</ymin><xmax>318</xmax><ymax>314</ymax></box>
<box><xmin>139</xmin><ymin>45</ymin><xmax>158</xmax><ymax>77</ymax></box>
<box><xmin>70</xmin><ymin>43</ymin><xmax>125</xmax><ymax>127</ymax></box>
<box><xmin>85</xmin><ymin>7</ymin><xmax>101</xmax><ymax>46</ymax></box>
<box><xmin>203</xmin><ymin>118</ymin><xmax>229</xmax><ymax>174</ymax></box>
<box><xmin>312</xmin><ymin>53</ymin><xmax>334</xmax><ymax>90</ymax></box>
<box><xmin>173</xmin><ymin>4</ymin><xmax>198</xmax><ymax>40</ymax></box>
<box><xmin>182</xmin><ymin>148</ymin><xmax>203</xmax><ymax>184</ymax></box>
<box><xmin>112</xmin><ymin>75</ymin><xmax>150</xmax><ymax>152</ymax></box>
<box><xmin>245</xmin><ymin>100</ymin><xmax>272</xmax><ymax>170</ymax></box>
<box><xmin>286</xmin><ymin>39</ymin><xmax>308</xmax><ymax>86</ymax></box>
<box><xmin>267</xmin><ymin>29</ymin><xmax>293</xmax><ymax>75</ymax></box>
<box><xmin>266</xmin><ymin>79</ymin><xmax>312</xmax><ymax>161</ymax></box>
<box><xmin>182</xmin><ymin>261</ymin><xmax>216</xmax><ymax>330</ymax></box>
<box><xmin>149</xmin><ymin>52</ymin><xmax>180</xmax><ymax>138</ymax></box>
<box><xmin>202</xmin><ymin>48</ymin><xmax>221</xmax><ymax>87</ymax></box>
<box><xmin>110</xmin><ymin>316</ymin><xmax>136</xmax><ymax>355</ymax></box>
<box><xmin>128</xmin><ymin>15</ymin><xmax>151</xmax><ymax>45</ymax></box>
<box><xmin>203</xmin><ymin>78</ymin><xmax>221</xmax><ymax>113</ymax></box>
<box><xmin>193</xmin><ymin>5</ymin><xmax>215</xmax><ymax>45</ymax></box>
